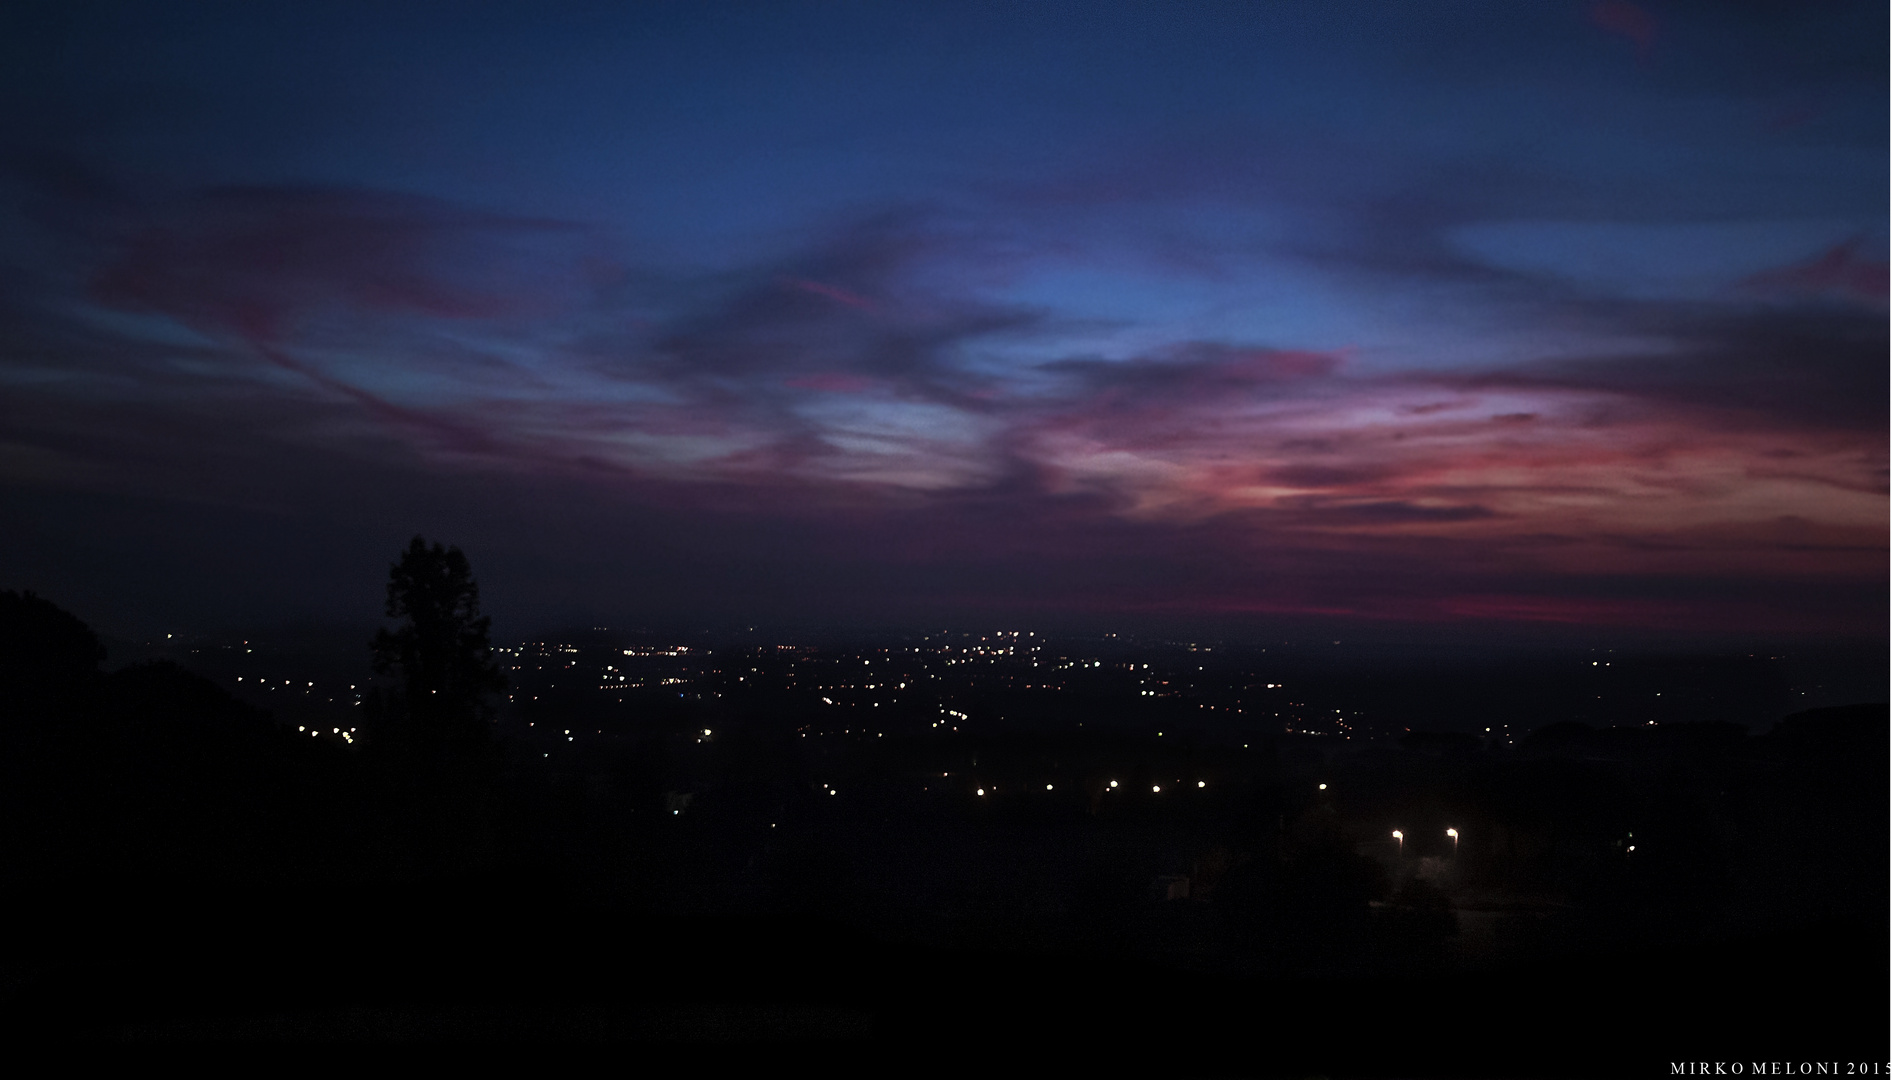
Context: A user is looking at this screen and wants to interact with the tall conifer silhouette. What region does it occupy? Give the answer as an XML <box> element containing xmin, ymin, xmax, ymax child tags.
<box><xmin>369</xmin><ymin>537</ymin><xmax>505</xmax><ymax>753</ymax></box>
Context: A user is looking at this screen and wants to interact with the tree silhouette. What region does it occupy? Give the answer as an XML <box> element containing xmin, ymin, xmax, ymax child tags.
<box><xmin>369</xmin><ymin>537</ymin><xmax>505</xmax><ymax>753</ymax></box>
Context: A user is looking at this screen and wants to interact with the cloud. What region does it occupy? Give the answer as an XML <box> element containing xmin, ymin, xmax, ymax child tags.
<box><xmin>1</xmin><ymin>167</ymin><xmax>1880</xmax><ymax>637</ymax></box>
<box><xmin>1531</xmin><ymin>303</ymin><xmax>1889</xmax><ymax>432</ymax></box>
<box><xmin>1296</xmin><ymin>500</ymin><xmax>1498</xmax><ymax>525</ymax></box>
<box><xmin>1589</xmin><ymin>2</ymin><xmax>1658</xmax><ymax>56</ymax></box>
<box><xmin>1039</xmin><ymin>343</ymin><xmax>1341</xmax><ymax>401</ymax></box>
<box><xmin>781</xmin><ymin>276</ymin><xmax>876</xmax><ymax>310</ymax></box>
<box><xmin>91</xmin><ymin>185</ymin><xmax>600</xmax><ymax>340</ymax></box>
<box><xmin>1740</xmin><ymin>238</ymin><xmax>1888</xmax><ymax>309</ymax></box>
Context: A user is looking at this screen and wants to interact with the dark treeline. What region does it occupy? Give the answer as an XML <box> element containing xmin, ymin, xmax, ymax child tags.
<box><xmin>0</xmin><ymin>546</ymin><xmax>1885</xmax><ymax>1072</ymax></box>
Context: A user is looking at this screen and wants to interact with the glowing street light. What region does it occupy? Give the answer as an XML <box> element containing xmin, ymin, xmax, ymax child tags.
<box><xmin>1392</xmin><ymin>830</ymin><xmax>1404</xmax><ymax>852</ymax></box>
<box><xmin>1446</xmin><ymin>827</ymin><xmax>1459</xmax><ymax>851</ymax></box>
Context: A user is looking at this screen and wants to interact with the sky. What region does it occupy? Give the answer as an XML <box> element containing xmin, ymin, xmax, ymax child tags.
<box><xmin>0</xmin><ymin>1</ymin><xmax>1885</xmax><ymax>645</ymax></box>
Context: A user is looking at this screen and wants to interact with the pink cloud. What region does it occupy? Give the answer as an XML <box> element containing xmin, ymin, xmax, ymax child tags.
<box><xmin>1435</xmin><ymin>593</ymin><xmax>1674</xmax><ymax>625</ymax></box>
<box><xmin>1589</xmin><ymin>1</ymin><xmax>1657</xmax><ymax>56</ymax></box>
<box><xmin>781</xmin><ymin>276</ymin><xmax>876</xmax><ymax>309</ymax></box>
<box><xmin>68</xmin><ymin>185</ymin><xmax>1884</xmax><ymax>636</ymax></box>
<box><xmin>83</xmin><ymin>186</ymin><xmax>609</xmax><ymax>462</ymax></box>
<box><xmin>786</xmin><ymin>373</ymin><xmax>878</xmax><ymax>393</ymax></box>
<box><xmin>93</xmin><ymin>186</ymin><xmax>596</xmax><ymax>342</ymax></box>
<box><xmin>1740</xmin><ymin>239</ymin><xmax>1888</xmax><ymax>308</ymax></box>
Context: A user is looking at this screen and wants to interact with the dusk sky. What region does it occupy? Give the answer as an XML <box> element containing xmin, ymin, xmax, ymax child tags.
<box><xmin>1</xmin><ymin>2</ymin><xmax>1885</xmax><ymax>643</ymax></box>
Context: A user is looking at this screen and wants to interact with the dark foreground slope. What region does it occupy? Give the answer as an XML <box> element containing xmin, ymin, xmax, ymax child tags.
<box><xmin>2</xmin><ymin>875</ymin><xmax>1883</xmax><ymax>1077</ymax></box>
<box><xmin>1</xmin><ymin>593</ymin><xmax>1883</xmax><ymax>1075</ymax></box>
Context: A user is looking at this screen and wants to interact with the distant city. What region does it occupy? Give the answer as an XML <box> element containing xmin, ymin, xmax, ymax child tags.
<box><xmin>123</xmin><ymin>625</ymin><xmax>1869</xmax><ymax>762</ymax></box>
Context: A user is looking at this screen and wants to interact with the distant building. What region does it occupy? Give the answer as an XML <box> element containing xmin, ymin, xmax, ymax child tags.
<box><xmin>1150</xmin><ymin>874</ymin><xmax>1191</xmax><ymax>901</ymax></box>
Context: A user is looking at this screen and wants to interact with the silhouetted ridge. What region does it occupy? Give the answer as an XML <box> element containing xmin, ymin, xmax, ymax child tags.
<box><xmin>104</xmin><ymin>660</ymin><xmax>272</xmax><ymax>732</ymax></box>
<box><xmin>1519</xmin><ymin>719</ymin><xmax>1597</xmax><ymax>754</ymax></box>
<box><xmin>1520</xmin><ymin>718</ymin><xmax>1750</xmax><ymax>760</ymax></box>
<box><xmin>1397</xmin><ymin>729</ymin><xmax>1480</xmax><ymax>755</ymax></box>
<box><xmin>1767</xmin><ymin>702</ymin><xmax>1888</xmax><ymax>752</ymax></box>
<box><xmin>0</xmin><ymin>589</ymin><xmax>105</xmax><ymax>710</ymax></box>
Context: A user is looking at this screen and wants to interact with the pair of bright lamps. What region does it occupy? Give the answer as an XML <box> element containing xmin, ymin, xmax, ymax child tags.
<box><xmin>1391</xmin><ymin>828</ymin><xmax>1458</xmax><ymax>849</ymax></box>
